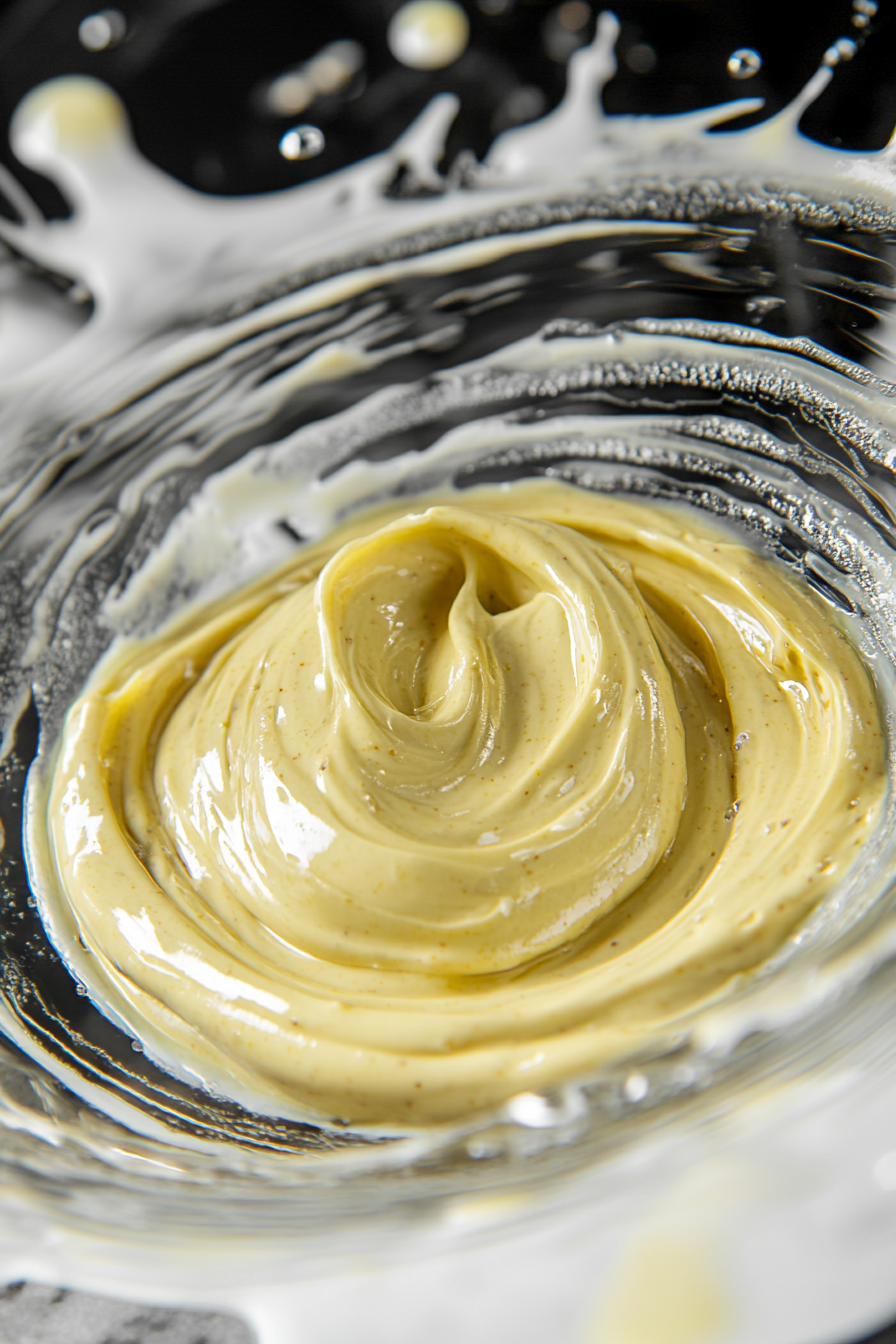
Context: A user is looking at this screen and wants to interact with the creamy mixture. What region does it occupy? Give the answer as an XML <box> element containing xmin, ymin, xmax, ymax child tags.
<box><xmin>48</xmin><ymin>481</ymin><xmax>886</xmax><ymax>1123</ymax></box>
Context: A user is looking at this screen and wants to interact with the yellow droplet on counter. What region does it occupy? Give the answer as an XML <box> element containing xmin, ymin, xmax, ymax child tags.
<box><xmin>594</xmin><ymin>1234</ymin><xmax>731</xmax><ymax>1344</ymax></box>
<box><xmin>388</xmin><ymin>1</ymin><xmax>470</xmax><ymax>70</ymax></box>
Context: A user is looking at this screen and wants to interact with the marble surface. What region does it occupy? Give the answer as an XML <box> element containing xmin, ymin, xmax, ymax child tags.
<box><xmin>0</xmin><ymin>1283</ymin><xmax>254</xmax><ymax>1344</ymax></box>
<box><xmin>4</xmin><ymin>1280</ymin><xmax>896</xmax><ymax>1344</ymax></box>
<box><xmin>2</xmin><ymin>1281</ymin><xmax>896</xmax><ymax>1344</ymax></box>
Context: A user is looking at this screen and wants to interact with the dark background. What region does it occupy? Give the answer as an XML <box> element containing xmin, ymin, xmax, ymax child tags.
<box><xmin>0</xmin><ymin>2</ymin><xmax>892</xmax><ymax>1341</ymax></box>
<box><xmin>0</xmin><ymin>0</ymin><xmax>890</xmax><ymax>216</ymax></box>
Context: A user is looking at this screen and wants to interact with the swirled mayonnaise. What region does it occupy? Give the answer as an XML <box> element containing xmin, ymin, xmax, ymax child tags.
<box><xmin>48</xmin><ymin>481</ymin><xmax>886</xmax><ymax>1124</ymax></box>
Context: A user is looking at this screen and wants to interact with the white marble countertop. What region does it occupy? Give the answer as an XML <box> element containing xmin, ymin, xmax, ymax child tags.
<box><xmin>4</xmin><ymin>1280</ymin><xmax>896</xmax><ymax>1344</ymax></box>
<box><xmin>0</xmin><ymin>1284</ymin><xmax>253</xmax><ymax>1344</ymax></box>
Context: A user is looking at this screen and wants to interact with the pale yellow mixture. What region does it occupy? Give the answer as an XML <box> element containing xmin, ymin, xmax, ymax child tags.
<box><xmin>48</xmin><ymin>481</ymin><xmax>886</xmax><ymax>1123</ymax></box>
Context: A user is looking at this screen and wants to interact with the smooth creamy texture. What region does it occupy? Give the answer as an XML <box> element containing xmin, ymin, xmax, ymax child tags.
<box><xmin>48</xmin><ymin>481</ymin><xmax>886</xmax><ymax>1124</ymax></box>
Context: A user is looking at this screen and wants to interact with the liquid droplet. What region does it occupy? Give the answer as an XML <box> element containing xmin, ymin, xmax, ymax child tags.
<box><xmin>543</xmin><ymin>2</ymin><xmax>593</xmax><ymax>62</ymax></box>
<box><xmin>78</xmin><ymin>8</ymin><xmax>127</xmax><ymax>52</ymax></box>
<box><xmin>625</xmin><ymin>42</ymin><xmax>657</xmax><ymax>74</ymax></box>
<box><xmin>823</xmin><ymin>38</ymin><xmax>858</xmax><ymax>66</ymax></box>
<box><xmin>727</xmin><ymin>48</ymin><xmax>762</xmax><ymax>80</ymax></box>
<box><xmin>266</xmin><ymin>73</ymin><xmax>315</xmax><ymax>118</ymax></box>
<box><xmin>263</xmin><ymin>41</ymin><xmax>365</xmax><ymax>118</ymax></box>
<box><xmin>308</xmin><ymin>40</ymin><xmax>365</xmax><ymax>95</ymax></box>
<box><xmin>556</xmin><ymin>0</ymin><xmax>591</xmax><ymax>30</ymax></box>
<box><xmin>852</xmin><ymin>0</ymin><xmax>877</xmax><ymax>25</ymax></box>
<box><xmin>279</xmin><ymin>125</ymin><xmax>325</xmax><ymax>162</ymax></box>
<box><xmin>388</xmin><ymin>1</ymin><xmax>470</xmax><ymax>71</ymax></box>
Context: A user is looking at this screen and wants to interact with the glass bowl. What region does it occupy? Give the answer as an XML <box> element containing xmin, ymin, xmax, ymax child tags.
<box><xmin>1</xmin><ymin>4</ymin><xmax>896</xmax><ymax>1342</ymax></box>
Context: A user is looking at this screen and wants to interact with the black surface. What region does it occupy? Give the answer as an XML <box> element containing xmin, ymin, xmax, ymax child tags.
<box><xmin>861</xmin><ymin>1324</ymin><xmax>896</xmax><ymax>1343</ymax></box>
<box><xmin>0</xmin><ymin>0</ymin><xmax>888</xmax><ymax>216</ymax></box>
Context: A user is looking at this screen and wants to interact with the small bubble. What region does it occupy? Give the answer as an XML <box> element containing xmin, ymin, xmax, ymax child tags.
<box><xmin>724</xmin><ymin>799</ymin><xmax>741</xmax><ymax>822</ymax></box>
<box><xmin>507</xmin><ymin>1091</ymin><xmax>555</xmax><ymax>1127</ymax></box>
<box><xmin>625</xmin><ymin>42</ymin><xmax>657</xmax><ymax>74</ymax></box>
<box><xmin>280</xmin><ymin>126</ymin><xmax>325</xmax><ymax>161</ymax></box>
<box><xmin>727</xmin><ymin>48</ymin><xmax>762</xmax><ymax>79</ymax></box>
<box><xmin>78</xmin><ymin>8</ymin><xmax>127</xmax><ymax>51</ymax></box>
<box><xmin>556</xmin><ymin>0</ymin><xmax>591</xmax><ymax>30</ymax></box>
<box><xmin>734</xmin><ymin>732</ymin><xmax>749</xmax><ymax>750</ymax></box>
<box><xmin>388</xmin><ymin>1</ymin><xmax>470</xmax><ymax>71</ymax></box>
<box><xmin>623</xmin><ymin>1073</ymin><xmax>649</xmax><ymax>1102</ymax></box>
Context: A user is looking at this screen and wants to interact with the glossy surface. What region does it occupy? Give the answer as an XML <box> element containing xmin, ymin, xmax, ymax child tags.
<box><xmin>46</xmin><ymin>481</ymin><xmax>886</xmax><ymax>1124</ymax></box>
